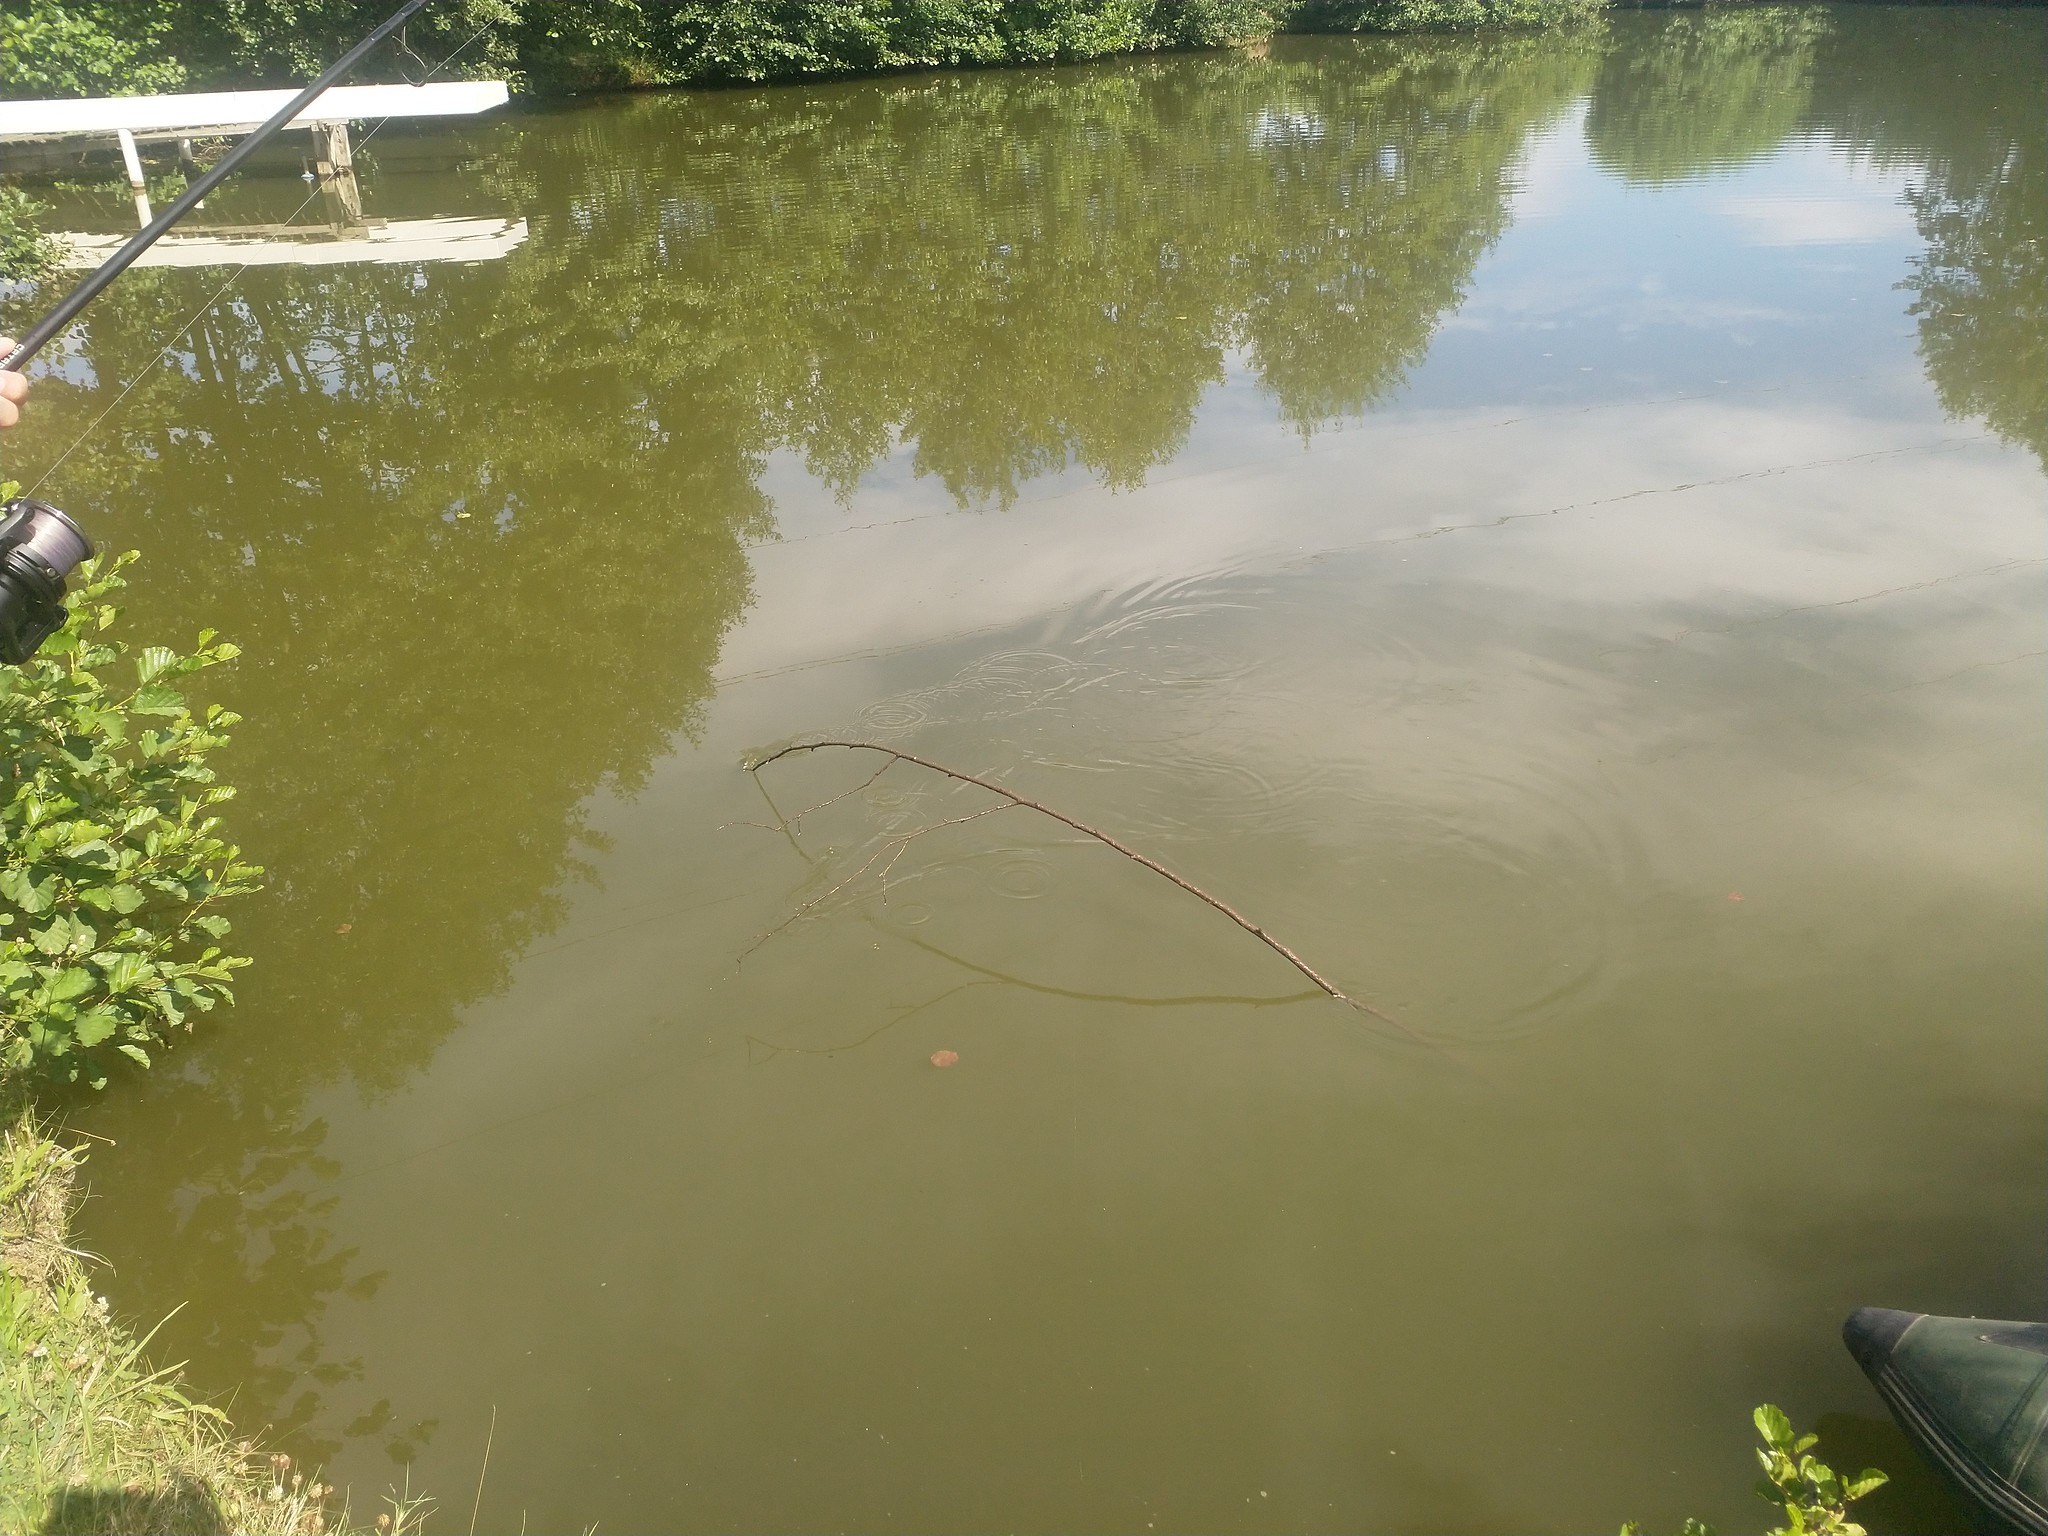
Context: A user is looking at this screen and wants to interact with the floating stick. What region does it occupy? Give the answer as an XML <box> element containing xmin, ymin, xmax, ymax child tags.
<box><xmin>747</xmin><ymin>739</ymin><xmax>1417</xmax><ymax>1038</ymax></box>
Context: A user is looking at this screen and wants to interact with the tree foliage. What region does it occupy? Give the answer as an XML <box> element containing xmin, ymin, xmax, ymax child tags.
<box><xmin>0</xmin><ymin>187</ymin><xmax>64</xmax><ymax>287</ymax></box>
<box><xmin>0</xmin><ymin>0</ymin><xmax>187</xmax><ymax>97</ymax></box>
<box><xmin>6</xmin><ymin>0</ymin><xmax>1595</xmax><ymax>95</ymax></box>
<box><xmin>0</xmin><ymin>546</ymin><xmax>259</xmax><ymax>1088</ymax></box>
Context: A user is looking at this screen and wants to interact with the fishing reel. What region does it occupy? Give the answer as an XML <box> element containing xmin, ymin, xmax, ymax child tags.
<box><xmin>0</xmin><ymin>497</ymin><xmax>94</xmax><ymax>665</ymax></box>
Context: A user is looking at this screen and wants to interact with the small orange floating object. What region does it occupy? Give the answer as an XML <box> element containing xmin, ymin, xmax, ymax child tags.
<box><xmin>930</xmin><ymin>1050</ymin><xmax>959</xmax><ymax>1068</ymax></box>
<box><xmin>1727</xmin><ymin>893</ymin><xmax>1744</xmax><ymax>903</ymax></box>
<box><xmin>335</xmin><ymin>922</ymin><xmax>353</xmax><ymax>933</ymax></box>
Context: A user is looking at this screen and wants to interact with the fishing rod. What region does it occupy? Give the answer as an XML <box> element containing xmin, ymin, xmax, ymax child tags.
<box><xmin>0</xmin><ymin>0</ymin><xmax>442</xmax><ymax>664</ymax></box>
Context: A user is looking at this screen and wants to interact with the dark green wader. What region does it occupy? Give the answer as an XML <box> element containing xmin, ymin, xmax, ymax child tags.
<box><xmin>1845</xmin><ymin>1308</ymin><xmax>2048</xmax><ymax>1536</ymax></box>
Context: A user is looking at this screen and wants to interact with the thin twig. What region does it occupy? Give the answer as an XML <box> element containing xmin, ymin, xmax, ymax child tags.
<box><xmin>720</xmin><ymin>759</ymin><xmax>892</xmax><ymax>838</ymax></box>
<box><xmin>737</xmin><ymin>801</ymin><xmax>1007</xmax><ymax>965</ymax></box>
<box><xmin>747</xmin><ymin>740</ymin><xmax>1415</xmax><ymax>1037</ymax></box>
<box><xmin>469</xmin><ymin>1404</ymin><xmax>495</xmax><ymax>1536</ymax></box>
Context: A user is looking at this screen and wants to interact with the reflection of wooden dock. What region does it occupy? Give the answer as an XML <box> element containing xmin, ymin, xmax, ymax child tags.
<box><xmin>55</xmin><ymin>215</ymin><xmax>529</xmax><ymax>268</ymax></box>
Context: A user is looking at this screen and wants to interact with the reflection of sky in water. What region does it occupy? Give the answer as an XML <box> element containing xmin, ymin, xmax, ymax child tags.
<box><xmin>726</xmin><ymin>123</ymin><xmax>2008</xmax><ymax>689</ymax></box>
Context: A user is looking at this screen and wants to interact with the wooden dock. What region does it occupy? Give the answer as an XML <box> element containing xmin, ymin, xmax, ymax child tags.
<box><xmin>0</xmin><ymin>82</ymin><xmax>509</xmax><ymax>226</ymax></box>
<box><xmin>0</xmin><ymin>82</ymin><xmax>509</xmax><ymax>144</ymax></box>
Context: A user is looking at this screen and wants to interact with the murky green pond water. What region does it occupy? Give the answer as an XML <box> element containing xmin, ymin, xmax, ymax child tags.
<box><xmin>6</xmin><ymin>7</ymin><xmax>2044</xmax><ymax>1530</ymax></box>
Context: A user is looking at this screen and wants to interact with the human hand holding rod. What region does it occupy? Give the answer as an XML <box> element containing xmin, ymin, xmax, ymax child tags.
<box><xmin>0</xmin><ymin>340</ymin><xmax>25</xmax><ymax>429</ymax></box>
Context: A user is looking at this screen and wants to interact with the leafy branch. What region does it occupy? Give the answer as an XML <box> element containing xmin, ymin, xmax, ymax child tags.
<box><xmin>1620</xmin><ymin>1405</ymin><xmax>1888</xmax><ymax>1536</ymax></box>
<box><xmin>0</xmin><ymin>548</ymin><xmax>261</xmax><ymax>1086</ymax></box>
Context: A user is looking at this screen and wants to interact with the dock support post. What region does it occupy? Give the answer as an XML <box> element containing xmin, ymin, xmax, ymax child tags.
<box><xmin>116</xmin><ymin>126</ymin><xmax>145</xmax><ymax>189</ymax></box>
<box><xmin>116</xmin><ymin>127</ymin><xmax>153</xmax><ymax>227</ymax></box>
<box><xmin>311</xmin><ymin>121</ymin><xmax>354</xmax><ymax>179</ymax></box>
<box><xmin>311</xmin><ymin>121</ymin><xmax>362</xmax><ymax>224</ymax></box>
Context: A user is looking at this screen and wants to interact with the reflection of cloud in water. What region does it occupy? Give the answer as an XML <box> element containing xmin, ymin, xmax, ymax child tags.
<box><xmin>1716</xmin><ymin>189</ymin><xmax>1914</xmax><ymax>247</ymax></box>
<box><xmin>716</xmin><ymin>386</ymin><xmax>2037</xmax><ymax>688</ymax></box>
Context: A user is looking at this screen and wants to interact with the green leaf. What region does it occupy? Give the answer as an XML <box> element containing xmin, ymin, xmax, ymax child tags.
<box><xmin>135</xmin><ymin>645</ymin><xmax>178</xmax><ymax>684</ymax></box>
<box><xmin>194</xmin><ymin>915</ymin><xmax>231</xmax><ymax>939</ymax></box>
<box><xmin>99</xmin><ymin>952</ymin><xmax>153</xmax><ymax>993</ymax></box>
<box><xmin>1843</xmin><ymin>1472</ymin><xmax>1888</xmax><ymax>1501</ymax></box>
<box><xmin>1754</xmin><ymin>1404</ymin><xmax>1795</xmax><ymax>1453</ymax></box>
<box><xmin>116</xmin><ymin>1043</ymin><xmax>151</xmax><ymax>1067</ymax></box>
<box><xmin>129</xmin><ymin>683</ymin><xmax>186</xmax><ymax>717</ymax></box>
<box><xmin>72</xmin><ymin>1009</ymin><xmax>119</xmax><ymax>1048</ymax></box>
<box><xmin>45</xmin><ymin>967</ymin><xmax>95</xmax><ymax>1004</ymax></box>
<box><xmin>0</xmin><ymin>868</ymin><xmax>56</xmax><ymax>915</ymax></box>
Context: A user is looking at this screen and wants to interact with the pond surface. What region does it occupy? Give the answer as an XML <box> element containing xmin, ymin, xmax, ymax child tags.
<box><xmin>5</xmin><ymin>7</ymin><xmax>2044</xmax><ymax>1531</ymax></box>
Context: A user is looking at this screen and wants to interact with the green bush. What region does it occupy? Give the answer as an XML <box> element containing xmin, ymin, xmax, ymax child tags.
<box><xmin>0</xmin><ymin>542</ymin><xmax>259</xmax><ymax>1088</ymax></box>
<box><xmin>1751</xmin><ymin>1404</ymin><xmax>1888</xmax><ymax>1536</ymax></box>
<box><xmin>0</xmin><ymin>187</ymin><xmax>63</xmax><ymax>288</ymax></box>
<box><xmin>2</xmin><ymin>0</ymin><xmax>1580</xmax><ymax>98</ymax></box>
<box><xmin>1620</xmin><ymin>1405</ymin><xmax>1888</xmax><ymax>1536</ymax></box>
<box><xmin>0</xmin><ymin>0</ymin><xmax>187</xmax><ymax>98</ymax></box>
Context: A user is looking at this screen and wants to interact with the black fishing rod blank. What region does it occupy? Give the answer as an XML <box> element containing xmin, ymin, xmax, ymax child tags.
<box><xmin>0</xmin><ymin>0</ymin><xmax>441</xmax><ymax>663</ymax></box>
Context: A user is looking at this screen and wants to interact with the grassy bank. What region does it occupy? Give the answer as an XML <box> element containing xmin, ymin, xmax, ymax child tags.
<box><xmin>0</xmin><ymin>1102</ymin><xmax>426</xmax><ymax>1534</ymax></box>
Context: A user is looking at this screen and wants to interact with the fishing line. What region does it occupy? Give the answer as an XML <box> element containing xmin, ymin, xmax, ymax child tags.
<box><xmin>12</xmin><ymin>8</ymin><xmax>499</xmax><ymax>502</ymax></box>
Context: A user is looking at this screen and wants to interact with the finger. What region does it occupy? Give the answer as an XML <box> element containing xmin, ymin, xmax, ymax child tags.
<box><xmin>0</xmin><ymin>397</ymin><xmax>18</xmax><ymax>429</ymax></box>
<box><xmin>0</xmin><ymin>372</ymin><xmax>26</xmax><ymax>405</ymax></box>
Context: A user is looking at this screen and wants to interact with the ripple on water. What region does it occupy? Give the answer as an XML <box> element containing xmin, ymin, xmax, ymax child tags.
<box><xmin>989</xmin><ymin>853</ymin><xmax>1053</xmax><ymax>900</ymax></box>
<box><xmin>859</xmin><ymin>697</ymin><xmax>931</xmax><ymax>734</ymax></box>
<box><xmin>882</xmin><ymin>899</ymin><xmax>934</xmax><ymax>927</ymax></box>
<box><xmin>1325</xmin><ymin>754</ymin><xmax>1647</xmax><ymax>1047</ymax></box>
<box><xmin>797</xmin><ymin>563</ymin><xmax>1650</xmax><ymax>1048</ymax></box>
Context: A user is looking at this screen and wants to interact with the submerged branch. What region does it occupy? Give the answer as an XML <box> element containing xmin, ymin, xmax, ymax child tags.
<box><xmin>747</xmin><ymin>739</ymin><xmax>1417</xmax><ymax>1038</ymax></box>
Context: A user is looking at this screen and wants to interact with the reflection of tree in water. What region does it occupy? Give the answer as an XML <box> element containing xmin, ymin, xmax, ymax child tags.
<box><xmin>1584</xmin><ymin>6</ymin><xmax>1828</xmax><ymax>184</ymax></box>
<box><xmin>482</xmin><ymin>27</ymin><xmax>1597</xmax><ymax>494</ymax></box>
<box><xmin>1843</xmin><ymin>13</ymin><xmax>2045</xmax><ymax>469</ymax></box>
<box><xmin>1795</xmin><ymin>7</ymin><xmax>2048</xmax><ymax>468</ymax></box>
<box><xmin>0</xmin><ymin>25</ymin><xmax>1595</xmax><ymax>1465</ymax></box>
<box><xmin>24</xmin><ymin>248</ymin><xmax>767</xmax><ymax>1457</ymax></box>
<box><xmin>1582</xmin><ymin>4</ymin><xmax>2044</xmax><ymax>470</ymax></box>
<box><xmin>10</xmin><ymin>3</ymin><xmax>2038</xmax><ymax>1474</ymax></box>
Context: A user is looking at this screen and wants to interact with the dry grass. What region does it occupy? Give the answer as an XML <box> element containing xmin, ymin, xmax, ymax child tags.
<box><xmin>0</xmin><ymin>1105</ymin><xmax>431</xmax><ymax>1535</ymax></box>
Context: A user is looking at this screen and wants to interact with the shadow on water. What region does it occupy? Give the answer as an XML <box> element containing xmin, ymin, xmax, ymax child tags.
<box><xmin>1812</xmin><ymin>1414</ymin><xmax>1972</xmax><ymax>1536</ymax></box>
<box><xmin>0</xmin><ymin>5</ymin><xmax>2038</xmax><ymax>1514</ymax></box>
<box><xmin>37</xmin><ymin>1478</ymin><xmax>224</xmax><ymax>1536</ymax></box>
